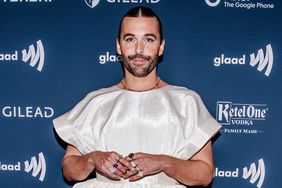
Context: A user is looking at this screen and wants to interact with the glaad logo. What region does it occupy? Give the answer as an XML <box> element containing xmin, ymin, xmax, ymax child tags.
<box><xmin>99</xmin><ymin>52</ymin><xmax>122</xmax><ymax>64</ymax></box>
<box><xmin>0</xmin><ymin>40</ymin><xmax>45</xmax><ymax>72</ymax></box>
<box><xmin>243</xmin><ymin>159</ymin><xmax>265</xmax><ymax>188</ymax></box>
<box><xmin>85</xmin><ymin>0</ymin><xmax>100</xmax><ymax>8</ymax></box>
<box><xmin>0</xmin><ymin>152</ymin><xmax>46</xmax><ymax>182</ymax></box>
<box><xmin>215</xmin><ymin>159</ymin><xmax>265</xmax><ymax>188</ymax></box>
<box><xmin>250</xmin><ymin>44</ymin><xmax>273</xmax><ymax>77</ymax></box>
<box><xmin>24</xmin><ymin>152</ymin><xmax>46</xmax><ymax>182</ymax></box>
<box><xmin>213</xmin><ymin>44</ymin><xmax>273</xmax><ymax>77</ymax></box>
<box><xmin>85</xmin><ymin>0</ymin><xmax>160</xmax><ymax>8</ymax></box>
<box><xmin>22</xmin><ymin>40</ymin><xmax>45</xmax><ymax>72</ymax></box>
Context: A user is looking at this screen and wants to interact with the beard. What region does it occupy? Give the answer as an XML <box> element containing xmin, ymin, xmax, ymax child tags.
<box><xmin>122</xmin><ymin>53</ymin><xmax>159</xmax><ymax>77</ymax></box>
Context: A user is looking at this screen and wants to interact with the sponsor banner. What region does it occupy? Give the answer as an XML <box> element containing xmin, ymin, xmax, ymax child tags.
<box><xmin>1</xmin><ymin>105</ymin><xmax>54</xmax><ymax>118</ymax></box>
<box><xmin>213</xmin><ymin>44</ymin><xmax>273</xmax><ymax>77</ymax></box>
<box><xmin>205</xmin><ymin>0</ymin><xmax>275</xmax><ymax>9</ymax></box>
<box><xmin>215</xmin><ymin>158</ymin><xmax>265</xmax><ymax>188</ymax></box>
<box><xmin>216</xmin><ymin>101</ymin><xmax>268</xmax><ymax>134</ymax></box>
<box><xmin>0</xmin><ymin>152</ymin><xmax>46</xmax><ymax>182</ymax></box>
<box><xmin>0</xmin><ymin>40</ymin><xmax>45</xmax><ymax>72</ymax></box>
<box><xmin>85</xmin><ymin>0</ymin><xmax>161</xmax><ymax>8</ymax></box>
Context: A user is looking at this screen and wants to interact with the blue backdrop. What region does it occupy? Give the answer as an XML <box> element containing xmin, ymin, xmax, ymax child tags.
<box><xmin>0</xmin><ymin>0</ymin><xmax>281</xmax><ymax>187</ymax></box>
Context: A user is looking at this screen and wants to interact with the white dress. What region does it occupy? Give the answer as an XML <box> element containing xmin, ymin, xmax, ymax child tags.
<box><xmin>53</xmin><ymin>85</ymin><xmax>221</xmax><ymax>188</ymax></box>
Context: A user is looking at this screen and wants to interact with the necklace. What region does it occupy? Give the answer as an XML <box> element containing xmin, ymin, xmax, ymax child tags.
<box><xmin>121</xmin><ymin>77</ymin><xmax>161</xmax><ymax>92</ymax></box>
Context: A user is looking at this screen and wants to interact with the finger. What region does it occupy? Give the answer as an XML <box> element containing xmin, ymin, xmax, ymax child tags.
<box><xmin>123</xmin><ymin>168</ymin><xmax>138</xmax><ymax>179</ymax></box>
<box><xmin>102</xmin><ymin>165</ymin><xmax>121</xmax><ymax>180</ymax></box>
<box><xmin>118</xmin><ymin>158</ymin><xmax>133</xmax><ymax>171</ymax></box>
<box><xmin>113</xmin><ymin>162</ymin><xmax>127</xmax><ymax>174</ymax></box>
<box><xmin>105</xmin><ymin>160</ymin><xmax>124</xmax><ymax>178</ymax></box>
<box><xmin>131</xmin><ymin>152</ymin><xmax>145</xmax><ymax>159</ymax></box>
<box><xmin>129</xmin><ymin>170</ymin><xmax>144</xmax><ymax>181</ymax></box>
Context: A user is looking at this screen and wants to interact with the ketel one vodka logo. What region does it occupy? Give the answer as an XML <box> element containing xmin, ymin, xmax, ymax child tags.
<box><xmin>216</xmin><ymin>101</ymin><xmax>268</xmax><ymax>126</ymax></box>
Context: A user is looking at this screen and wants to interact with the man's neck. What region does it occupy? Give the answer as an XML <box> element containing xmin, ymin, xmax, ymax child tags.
<box><xmin>123</xmin><ymin>71</ymin><xmax>159</xmax><ymax>91</ymax></box>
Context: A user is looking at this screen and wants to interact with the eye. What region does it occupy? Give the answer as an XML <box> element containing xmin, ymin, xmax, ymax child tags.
<box><xmin>145</xmin><ymin>37</ymin><xmax>155</xmax><ymax>42</ymax></box>
<box><xmin>124</xmin><ymin>37</ymin><xmax>135</xmax><ymax>43</ymax></box>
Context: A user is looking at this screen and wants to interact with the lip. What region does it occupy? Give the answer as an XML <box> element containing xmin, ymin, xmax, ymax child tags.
<box><xmin>132</xmin><ymin>58</ymin><xmax>146</xmax><ymax>65</ymax></box>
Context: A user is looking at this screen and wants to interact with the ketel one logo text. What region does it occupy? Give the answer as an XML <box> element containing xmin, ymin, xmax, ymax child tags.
<box><xmin>215</xmin><ymin>159</ymin><xmax>265</xmax><ymax>188</ymax></box>
<box><xmin>0</xmin><ymin>40</ymin><xmax>45</xmax><ymax>72</ymax></box>
<box><xmin>213</xmin><ymin>44</ymin><xmax>273</xmax><ymax>77</ymax></box>
<box><xmin>216</xmin><ymin>101</ymin><xmax>268</xmax><ymax>126</ymax></box>
<box><xmin>0</xmin><ymin>152</ymin><xmax>46</xmax><ymax>182</ymax></box>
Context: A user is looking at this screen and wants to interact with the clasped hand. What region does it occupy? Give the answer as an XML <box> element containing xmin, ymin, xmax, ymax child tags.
<box><xmin>91</xmin><ymin>151</ymin><xmax>165</xmax><ymax>181</ymax></box>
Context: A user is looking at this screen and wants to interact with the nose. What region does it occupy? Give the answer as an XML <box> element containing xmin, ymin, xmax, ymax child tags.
<box><xmin>135</xmin><ymin>40</ymin><xmax>144</xmax><ymax>54</ymax></box>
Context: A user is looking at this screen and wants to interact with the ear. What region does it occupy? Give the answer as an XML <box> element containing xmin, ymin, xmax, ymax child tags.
<box><xmin>116</xmin><ymin>38</ymin><xmax>121</xmax><ymax>55</ymax></box>
<box><xmin>158</xmin><ymin>39</ymin><xmax>165</xmax><ymax>56</ymax></box>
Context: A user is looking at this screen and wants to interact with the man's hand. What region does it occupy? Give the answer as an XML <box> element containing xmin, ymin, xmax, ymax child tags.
<box><xmin>89</xmin><ymin>151</ymin><xmax>131</xmax><ymax>180</ymax></box>
<box><xmin>122</xmin><ymin>152</ymin><xmax>167</xmax><ymax>181</ymax></box>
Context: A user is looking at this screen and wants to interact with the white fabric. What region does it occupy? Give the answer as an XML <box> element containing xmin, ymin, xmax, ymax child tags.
<box><xmin>53</xmin><ymin>85</ymin><xmax>221</xmax><ymax>188</ymax></box>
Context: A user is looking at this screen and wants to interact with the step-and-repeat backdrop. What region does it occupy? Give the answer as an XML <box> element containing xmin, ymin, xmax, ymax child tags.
<box><xmin>0</xmin><ymin>0</ymin><xmax>281</xmax><ymax>187</ymax></box>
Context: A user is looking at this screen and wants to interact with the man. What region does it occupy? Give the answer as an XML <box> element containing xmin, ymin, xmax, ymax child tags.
<box><xmin>53</xmin><ymin>6</ymin><xmax>221</xmax><ymax>188</ymax></box>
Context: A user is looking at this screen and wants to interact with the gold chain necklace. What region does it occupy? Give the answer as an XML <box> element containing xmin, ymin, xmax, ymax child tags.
<box><xmin>121</xmin><ymin>77</ymin><xmax>161</xmax><ymax>92</ymax></box>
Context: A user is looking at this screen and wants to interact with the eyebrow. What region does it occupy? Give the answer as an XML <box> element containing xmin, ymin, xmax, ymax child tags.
<box><xmin>123</xmin><ymin>33</ymin><xmax>157</xmax><ymax>39</ymax></box>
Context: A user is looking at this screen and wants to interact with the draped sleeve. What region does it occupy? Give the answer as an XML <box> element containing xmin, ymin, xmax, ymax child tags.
<box><xmin>175</xmin><ymin>89</ymin><xmax>221</xmax><ymax>159</ymax></box>
<box><xmin>53</xmin><ymin>87</ymin><xmax>119</xmax><ymax>154</ymax></box>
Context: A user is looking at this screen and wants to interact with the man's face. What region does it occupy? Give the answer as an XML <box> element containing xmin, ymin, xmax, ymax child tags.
<box><xmin>116</xmin><ymin>16</ymin><xmax>165</xmax><ymax>77</ymax></box>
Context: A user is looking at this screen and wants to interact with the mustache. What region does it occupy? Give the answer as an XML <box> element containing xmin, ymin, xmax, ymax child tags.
<box><xmin>127</xmin><ymin>54</ymin><xmax>151</xmax><ymax>61</ymax></box>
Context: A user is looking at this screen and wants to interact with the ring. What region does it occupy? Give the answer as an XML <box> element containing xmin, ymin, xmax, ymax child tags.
<box><xmin>135</xmin><ymin>166</ymin><xmax>140</xmax><ymax>172</ymax></box>
<box><xmin>108</xmin><ymin>166</ymin><xmax>115</xmax><ymax>174</ymax></box>
<box><xmin>116</xmin><ymin>155</ymin><xmax>123</xmax><ymax>163</ymax></box>
<box><xmin>131</xmin><ymin>161</ymin><xmax>137</xmax><ymax>168</ymax></box>
<box><xmin>113</xmin><ymin>163</ymin><xmax>118</xmax><ymax>168</ymax></box>
<box><xmin>137</xmin><ymin>170</ymin><xmax>143</xmax><ymax>177</ymax></box>
<box><xmin>128</xmin><ymin>153</ymin><xmax>134</xmax><ymax>158</ymax></box>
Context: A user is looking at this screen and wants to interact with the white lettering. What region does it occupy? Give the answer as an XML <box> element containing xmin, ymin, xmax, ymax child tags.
<box><xmin>213</xmin><ymin>54</ymin><xmax>245</xmax><ymax>67</ymax></box>
<box><xmin>214</xmin><ymin>168</ymin><xmax>239</xmax><ymax>177</ymax></box>
<box><xmin>0</xmin><ymin>162</ymin><xmax>21</xmax><ymax>171</ymax></box>
<box><xmin>0</xmin><ymin>51</ymin><xmax>18</xmax><ymax>61</ymax></box>
<box><xmin>2</xmin><ymin>106</ymin><xmax>54</xmax><ymax>118</ymax></box>
<box><xmin>99</xmin><ymin>52</ymin><xmax>122</xmax><ymax>64</ymax></box>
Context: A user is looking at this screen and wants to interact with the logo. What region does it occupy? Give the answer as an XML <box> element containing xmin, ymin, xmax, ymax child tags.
<box><xmin>213</xmin><ymin>44</ymin><xmax>274</xmax><ymax>77</ymax></box>
<box><xmin>84</xmin><ymin>0</ymin><xmax>100</xmax><ymax>8</ymax></box>
<box><xmin>215</xmin><ymin>159</ymin><xmax>265</xmax><ymax>188</ymax></box>
<box><xmin>2</xmin><ymin>0</ymin><xmax>52</xmax><ymax>3</ymax></box>
<box><xmin>205</xmin><ymin>0</ymin><xmax>221</xmax><ymax>7</ymax></box>
<box><xmin>84</xmin><ymin>0</ymin><xmax>161</xmax><ymax>8</ymax></box>
<box><xmin>250</xmin><ymin>44</ymin><xmax>273</xmax><ymax>77</ymax></box>
<box><xmin>0</xmin><ymin>152</ymin><xmax>46</xmax><ymax>182</ymax></box>
<box><xmin>204</xmin><ymin>0</ymin><xmax>275</xmax><ymax>9</ymax></box>
<box><xmin>22</xmin><ymin>40</ymin><xmax>45</xmax><ymax>72</ymax></box>
<box><xmin>0</xmin><ymin>40</ymin><xmax>45</xmax><ymax>72</ymax></box>
<box><xmin>99</xmin><ymin>51</ymin><xmax>121</xmax><ymax>64</ymax></box>
<box><xmin>243</xmin><ymin>159</ymin><xmax>265</xmax><ymax>188</ymax></box>
<box><xmin>216</xmin><ymin>101</ymin><xmax>268</xmax><ymax>134</ymax></box>
<box><xmin>1</xmin><ymin>106</ymin><xmax>54</xmax><ymax>118</ymax></box>
<box><xmin>24</xmin><ymin>152</ymin><xmax>46</xmax><ymax>182</ymax></box>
